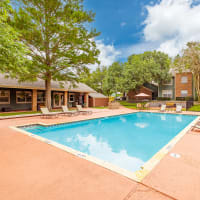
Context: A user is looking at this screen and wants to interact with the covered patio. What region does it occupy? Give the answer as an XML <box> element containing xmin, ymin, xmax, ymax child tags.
<box><xmin>0</xmin><ymin>74</ymin><xmax>94</xmax><ymax>112</ymax></box>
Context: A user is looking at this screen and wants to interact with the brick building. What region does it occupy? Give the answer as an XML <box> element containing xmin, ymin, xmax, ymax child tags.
<box><xmin>127</xmin><ymin>86</ymin><xmax>153</xmax><ymax>101</ymax></box>
<box><xmin>158</xmin><ymin>71</ymin><xmax>196</xmax><ymax>100</ymax></box>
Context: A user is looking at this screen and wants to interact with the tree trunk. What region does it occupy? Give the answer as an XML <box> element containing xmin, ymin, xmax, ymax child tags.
<box><xmin>194</xmin><ymin>73</ymin><xmax>200</xmax><ymax>102</ymax></box>
<box><xmin>45</xmin><ymin>74</ymin><xmax>51</xmax><ymax>110</ymax></box>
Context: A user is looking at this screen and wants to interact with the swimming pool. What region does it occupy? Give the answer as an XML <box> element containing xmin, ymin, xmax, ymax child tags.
<box><xmin>21</xmin><ymin>112</ymin><xmax>196</xmax><ymax>174</ymax></box>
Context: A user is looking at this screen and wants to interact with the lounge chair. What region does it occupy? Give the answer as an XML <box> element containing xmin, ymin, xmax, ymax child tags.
<box><xmin>144</xmin><ymin>103</ymin><xmax>150</xmax><ymax>110</ymax></box>
<box><xmin>191</xmin><ymin>124</ymin><xmax>200</xmax><ymax>132</ymax></box>
<box><xmin>160</xmin><ymin>104</ymin><xmax>166</xmax><ymax>112</ymax></box>
<box><xmin>176</xmin><ymin>105</ymin><xmax>182</xmax><ymax>113</ymax></box>
<box><xmin>76</xmin><ymin>105</ymin><xmax>92</xmax><ymax>114</ymax></box>
<box><xmin>40</xmin><ymin>107</ymin><xmax>60</xmax><ymax>118</ymax></box>
<box><xmin>61</xmin><ymin>106</ymin><xmax>79</xmax><ymax>116</ymax></box>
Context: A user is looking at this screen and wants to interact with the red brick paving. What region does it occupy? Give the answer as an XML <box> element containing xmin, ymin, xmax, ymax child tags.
<box><xmin>0</xmin><ymin>108</ymin><xmax>199</xmax><ymax>200</ymax></box>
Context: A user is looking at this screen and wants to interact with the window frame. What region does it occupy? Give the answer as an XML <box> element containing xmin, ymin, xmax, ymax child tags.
<box><xmin>0</xmin><ymin>90</ymin><xmax>10</xmax><ymax>104</ymax></box>
<box><xmin>162</xmin><ymin>90</ymin><xmax>172</xmax><ymax>98</ymax></box>
<box><xmin>69</xmin><ymin>93</ymin><xmax>75</xmax><ymax>102</ymax></box>
<box><xmin>16</xmin><ymin>91</ymin><xmax>32</xmax><ymax>104</ymax></box>
<box><xmin>37</xmin><ymin>91</ymin><xmax>45</xmax><ymax>103</ymax></box>
<box><xmin>181</xmin><ymin>90</ymin><xmax>188</xmax><ymax>97</ymax></box>
<box><xmin>181</xmin><ymin>76</ymin><xmax>188</xmax><ymax>84</ymax></box>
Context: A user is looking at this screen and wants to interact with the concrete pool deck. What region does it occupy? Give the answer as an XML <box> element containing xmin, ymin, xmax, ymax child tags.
<box><xmin>0</xmin><ymin>108</ymin><xmax>200</xmax><ymax>200</ymax></box>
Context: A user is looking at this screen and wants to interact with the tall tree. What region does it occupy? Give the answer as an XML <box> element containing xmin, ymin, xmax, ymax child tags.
<box><xmin>122</xmin><ymin>51</ymin><xmax>171</xmax><ymax>92</ymax></box>
<box><xmin>0</xmin><ymin>0</ymin><xmax>30</xmax><ymax>77</ymax></box>
<box><xmin>174</xmin><ymin>42</ymin><xmax>200</xmax><ymax>101</ymax></box>
<box><xmin>80</xmin><ymin>66</ymin><xmax>107</xmax><ymax>94</ymax></box>
<box><xmin>104</xmin><ymin>62</ymin><xmax>124</xmax><ymax>96</ymax></box>
<box><xmin>12</xmin><ymin>0</ymin><xmax>100</xmax><ymax>109</ymax></box>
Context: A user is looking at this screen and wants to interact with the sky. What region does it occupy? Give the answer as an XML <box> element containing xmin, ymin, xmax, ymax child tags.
<box><xmin>83</xmin><ymin>0</ymin><xmax>200</xmax><ymax>67</ymax></box>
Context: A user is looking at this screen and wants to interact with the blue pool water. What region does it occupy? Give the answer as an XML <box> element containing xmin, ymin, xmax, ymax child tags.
<box><xmin>22</xmin><ymin>112</ymin><xmax>196</xmax><ymax>172</ymax></box>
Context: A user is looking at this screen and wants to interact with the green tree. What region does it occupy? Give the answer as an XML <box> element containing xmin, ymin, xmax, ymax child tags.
<box><xmin>0</xmin><ymin>0</ymin><xmax>30</xmax><ymax>78</ymax></box>
<box><xmin>174</xmin><ymin>42</ymin><xmax>200</xmax><ymax>101</ymax></box>
<box><xmin>122</xmin><ymin>51</ymin><xmax>171</xmax><ymax>92</ymax></box>
<box><xmin>80</xmin><ymin>66</ymin><xmax>107</xmax><ymax>94</ymax></box>
<box><xmin>103</xmin><ymin>62</ymin><xmax>124</xmax><ymax>96</ymax></box>
<box><xmin>13</xmin><ymin>0</ymin><xmax>100</xmax><ymax>109</ymax></box>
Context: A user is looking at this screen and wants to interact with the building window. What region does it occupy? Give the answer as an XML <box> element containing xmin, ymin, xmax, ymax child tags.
<box><xmin>181</xmin><ymin>76</ymin><xmax>188</xmax><ymax>83</ymax></box>
<box><xmin>16</xmin><ymin>91</ymin><xmax>32</xmax><ymax>103</ymax></box>
<box><xmin>69</xmin><ymin>94</ymin><xmax>75</xmax><ymax>102</ymax></box>
<box><xmin>0</xmin><ymin>90</ymin><xmax>10</xmax><ymax>104</ymax></box>
<box><xmin>181</xmin><ymin>90</ymin><xmax>188</xmax><ymax>97</ymax></box>
<box><xmin>37</xmin><ymin>91</ymin><xmax>45</xmax><ymax>103</ymax></box>
<box><xmin>162</xmin><ymin>90</ymin><xmax>172</xmax><ymax>98</ymax></box>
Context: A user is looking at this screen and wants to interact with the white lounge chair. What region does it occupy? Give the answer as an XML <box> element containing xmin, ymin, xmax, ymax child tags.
<box><xmin>176</xmin><ymin>105</ymin><xmax>182</xmax><ymax>113</ymax></box>
<box><xmin>40</xmin><ymin>107</ymin><xmax>60</xmax><ymax>118</ymax></box>
<box><xmin>76</xmin><ymin>105</ymin><xmax>92</xmax><ymax>114</ymax></box>
<box><xmin>191</xmin><ymin>124</ymin><xmax>200</xmax><ymax>132</ymax></box>
<box><xmin>160</xmin><ymin>104</ymin><xmax>166</xmax><ymax>112</ymax></box>
<box><xmin>61</xmin><ymin>106</ymin><xmax>79</xmax><ymax>116</ymax></box>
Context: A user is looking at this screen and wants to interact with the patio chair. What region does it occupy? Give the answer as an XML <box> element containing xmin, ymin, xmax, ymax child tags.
<box><xmin>191</xmin><ymin>124</ymin><xmax>200</xmax><ymax>132</ymax></box>
<box><xmin>40</xmin><ymin>107</ymin><xmax>60</xmax><ymax>118</ymax></box>
<box><xmin>61</xmin><ymin>106</ymin><xmax>79</xmax><ymax>116</ymax></box>
<box><xmin>160</xmin><ymin>104</ymin><xmax>166</xmax><ymax>112</ymax></box>
<box><xmin>176</xmin><ymin>105</ymin><xmax>182</xmax><ymax>113</ymax></box>
<box><xmin>144</xmin><ymin>103</ymin><xmax>150</xmax><ymax>110</ymax></box>
<box><xmin>76</xmin><ymin>105</ymin><xmax>92</xmax><ymax>115</ymax></box>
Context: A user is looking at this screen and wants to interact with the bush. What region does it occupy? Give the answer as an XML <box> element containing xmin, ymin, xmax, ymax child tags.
<box><xmin>156</xmin><ymin>97</ymin><xmax>171</xmax><ymax>101</ymax></box>
<box><xmin>176</xmin><ymin>96</ymin><xmax>194</xmax><ymax>101</ymax></box>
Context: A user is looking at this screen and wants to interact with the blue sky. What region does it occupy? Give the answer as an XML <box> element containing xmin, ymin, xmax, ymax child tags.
<box><xmin>84</xmin><ymin>0</ymin><xmax>154</xmax><ymax>47</ymax></box>
<box><xmin>83</xmin><ymin>0</ymin><xmax>200</xmax><ymax>67</ymax></box>
<box><xmin>12</xmin><ymin>0</ymin><xmax>200</xmax><ymax>67</ymax></box>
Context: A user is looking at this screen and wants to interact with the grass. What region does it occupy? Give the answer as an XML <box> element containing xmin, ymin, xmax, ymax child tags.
<box><xmin>94</xmin><ymin>107</ymin><xmax>108</xmax><ymax>109</ymax></box>
<box><xmin>0</xmin><ymin>111</ymin><xmax>40</xmax><ymax>117</ymax></box>
<box><xmin>119</xmin><ymin>101</ymin><xmax>147</xmax><ymax>109</ymax></box>
<box><xmin>188</xmin><ymin>104</ymin><xmax>200</xmax><ymax>112</ymax></box>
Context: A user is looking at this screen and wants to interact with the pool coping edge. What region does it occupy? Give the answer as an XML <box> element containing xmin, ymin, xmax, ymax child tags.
<box><xmin>10</xmin><ymin>112</ymin><xmax>200</xmax><ymax>183</ymax></box>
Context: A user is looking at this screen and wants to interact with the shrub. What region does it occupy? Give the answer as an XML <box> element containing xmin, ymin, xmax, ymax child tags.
<box><xmin>156</xmin><ymin>97</ymin><xmax>171</xmax><ymax>101</ymax></box>
<box><xmin>176</xmin><ymin>96</ymin><xmax>194</xmax><ymax>101</ymax></box>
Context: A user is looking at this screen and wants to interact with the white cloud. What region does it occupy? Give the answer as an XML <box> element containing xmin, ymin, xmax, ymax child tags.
<box><xmin>89</xmin><ymin>40</ymin><xmax>121</xmax><ymax>70</ymax></box>
<box><xmin>143</xmin><ymin>0</ymin><xmax>200</xmax><ymax>57</ymax></box>
<box><xmin>120</xmin><ymin>22</ymin><xmax>127</xmax><ymax>27</ymax></box>
<box><xmin>120</xmin><ymin>41</ymin><xmax>159</xmax><ymax>57</ymax></box>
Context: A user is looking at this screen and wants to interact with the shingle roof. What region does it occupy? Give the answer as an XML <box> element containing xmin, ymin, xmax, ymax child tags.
<box><xmin>0</xmin><ymin>74</ymin><xmax>95</xmax><ymax>93</ymax></box>
<box><xmin>89</xmin><ymin>92</ymin><xmax>108</xmax><ymax>98</ymax></box>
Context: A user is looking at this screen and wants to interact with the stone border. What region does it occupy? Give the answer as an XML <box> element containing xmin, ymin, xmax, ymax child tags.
<box><xmin>10</xmin><ymin>112</ymin><xmax>199</xmax><ymax>183</ymax></box>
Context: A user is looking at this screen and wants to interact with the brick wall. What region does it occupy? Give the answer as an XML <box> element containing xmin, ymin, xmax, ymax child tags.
<box><xmin>127</xmin><ymin>87</ymin><xmax>152</xmax><ymax>100</ymax></box>
<box><xmin>175</xmin><ymin>72</ymin><xmax>193</xmax><ymax>97</ymax></box>
<box><xmin>89</xmin><ymin>97</ymin><xmax>109</xmax><ymax>107</ymax></box>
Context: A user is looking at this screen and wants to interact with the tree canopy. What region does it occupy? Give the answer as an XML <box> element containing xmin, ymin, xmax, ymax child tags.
<box><xmin>174</xmin><ymin>42</ymin><xmax>200</xmax><ymax>101</ymax></box>
<box><xmin>122</xmin><ymin>51</ymin><xmax>171</xmax><ymax>92</ymax></box>
<box><xmin>0</xmin><ymin>0</ymin><xmax>30</xmax><ymax>78</ymax></box>
<box><xmin>103</xmin><ymin>62</ymin><xmax>124</xmax><ymax>96</ymax></box>
<box><xmin>79</xmin><ymin>51</ymin><xmax>171</xmax><ymax>97</ymax></box>
<box><xmin>80</xmin><ymin>66</ymin><xmax>107</xmax><ymax>94</ymax></box>
<box><xmin>12</xmin><ymin>0</ymin><xmax>100</xmax><ymax>109</ymax></box>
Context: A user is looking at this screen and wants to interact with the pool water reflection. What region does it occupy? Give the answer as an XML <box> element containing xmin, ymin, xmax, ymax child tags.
<box><xmin>22</xmin><ymin>112</ymin><xmax>196</xmax><ymax>172</ymax></box>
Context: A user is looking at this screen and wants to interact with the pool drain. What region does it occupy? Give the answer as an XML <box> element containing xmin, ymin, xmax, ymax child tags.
<box><xmin>170</xmin><ymin>153</ymin><xmax>181</xmax><ymax>158</ymax></box>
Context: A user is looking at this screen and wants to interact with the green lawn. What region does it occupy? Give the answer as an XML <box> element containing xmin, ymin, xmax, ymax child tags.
<box><xmin>188</xmin><ymin>104</ymin><xmax>200</xmax><ymax>112</ymax></box>
<box><xmin>0</xmin><ymin>111</ymin><xmax>40</xmax><ymax>117</ymax></box>
<box><xmin>119</xmin><ymin>101</ymin><xmax>146</xmax><ymax>109</ymax></box>
<box><xmin>94</xmin><ymin>106</ymin><xmax>108</xmax><ymax>109</ymax></box>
